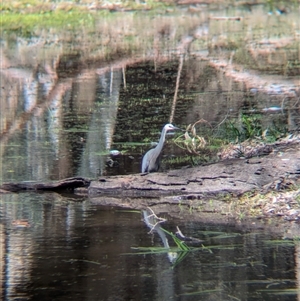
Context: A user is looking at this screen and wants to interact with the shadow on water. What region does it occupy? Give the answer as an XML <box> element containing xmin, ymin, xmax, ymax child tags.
<box><xmin>0</xmin><ymin>192</ymin><xmax>299</xmax><ymax>301</ymax></box>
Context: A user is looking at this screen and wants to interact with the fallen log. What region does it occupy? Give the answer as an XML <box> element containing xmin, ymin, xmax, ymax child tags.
<box><xmin>1</xmin><ymin>148</ymin><xmax>299</xmax><ymax>200</ymax></box>
<box><xmin>88</xmin><ymin>147</ymin><xmax>300</xmax><ymax>198</ymax></box>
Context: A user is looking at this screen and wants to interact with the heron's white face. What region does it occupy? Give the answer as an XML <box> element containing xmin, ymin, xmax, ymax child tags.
<box><xmin>164</xmin><ymin>123</ymin><xmax>178</xmax><ymax>131</ymax></box>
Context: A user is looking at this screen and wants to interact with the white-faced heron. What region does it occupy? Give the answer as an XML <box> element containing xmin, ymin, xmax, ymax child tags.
<box><xmin>141</xmin><ymin>123</ymin><xmax>179</xmax><ymax>173</ymax></box>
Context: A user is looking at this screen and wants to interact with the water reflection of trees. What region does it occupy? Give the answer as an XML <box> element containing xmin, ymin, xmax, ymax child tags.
<box><xmin>0</xmin><ymin>47</ymin><xmax>123</xmax><ymax>181</ymax></box>
<box><xmin>1</xmin><ymin>42</ymin><xmax>299</xmax><ymax>182</ymax></box>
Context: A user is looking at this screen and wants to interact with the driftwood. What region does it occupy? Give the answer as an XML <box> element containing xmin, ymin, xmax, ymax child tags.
<box><xmin>0</xmin><ymin>177</ymin><xmax>90</xmax><ymax>193</ymax></box>
<box><xmin>88</xmin><ymin>148</ymin><xmax>300</xmax><ymax>198</ymax></box>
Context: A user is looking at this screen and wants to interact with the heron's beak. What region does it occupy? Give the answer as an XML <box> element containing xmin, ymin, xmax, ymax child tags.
<box><xmin>174</xmin><ymin>126</ymin><xmax>184</xmax><ymax>132</ymax></box>
<box><xmin>167</xmin><ymin>126</ymin><xmax>182</xmax><ymax>136</ymax></box>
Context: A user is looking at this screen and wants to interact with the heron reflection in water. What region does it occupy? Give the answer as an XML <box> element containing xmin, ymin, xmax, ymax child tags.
<box><xmin>141</xmin><ymin>123</ymin><xmax>180</xmax><ymax>173</ymax></box>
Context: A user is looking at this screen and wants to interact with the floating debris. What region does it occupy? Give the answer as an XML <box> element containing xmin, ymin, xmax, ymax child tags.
<box><xmin>12</xmin><ymin>219</ymin><xmax>30</xmax><ymax>227</ymax></box>
<box><xmin>109</xmin><ymin>150</ymin><xmax>121</xmax><ymax>156</ymax></box>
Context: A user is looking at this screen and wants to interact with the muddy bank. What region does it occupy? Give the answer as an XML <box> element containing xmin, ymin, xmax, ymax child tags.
<box><xmin>87</xmin><ymin>138</ymin><xmax>300</xmax><ymax>223</ymax></box>
<box><xmin>90</xmin><ymin>198</ymin><xmax>300</xmax><ymax>239</ymax></box>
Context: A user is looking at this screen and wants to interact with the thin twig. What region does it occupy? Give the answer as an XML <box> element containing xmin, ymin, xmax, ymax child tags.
<box><xmin>145</xmin><ymin>207</ymin><xmax>167</xmax><ymax>233</ymax></box>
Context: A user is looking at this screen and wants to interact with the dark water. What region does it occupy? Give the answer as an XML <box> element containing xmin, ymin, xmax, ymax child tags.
<box><xmin>0</xmin><ymin>193</ymin><xmax>299</xmax><ymax>301</ymax></box>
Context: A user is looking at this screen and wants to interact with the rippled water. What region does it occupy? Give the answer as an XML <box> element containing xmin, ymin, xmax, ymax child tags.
<box><xmin>0</xmin><ymin>193</ymin><xmax>299</xmax><ymax>301</ymax></box>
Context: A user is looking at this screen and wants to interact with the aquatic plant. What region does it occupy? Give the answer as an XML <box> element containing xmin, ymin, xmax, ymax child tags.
<box><xmin>160</xmin><ymin>228</ymin><xmax>190</xmax><ymax>252</ymax></box>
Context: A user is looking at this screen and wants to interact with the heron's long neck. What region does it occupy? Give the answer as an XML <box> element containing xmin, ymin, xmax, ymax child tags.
<box><xmin>155</xmin><ymin>128</ymin><xmax>167</xmax><ymax>154</ymax></box>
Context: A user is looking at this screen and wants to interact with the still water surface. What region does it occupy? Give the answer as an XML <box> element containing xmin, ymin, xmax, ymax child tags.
<box><xmin>1</xmin><ymin>5</ymin><xmax>300</xmax><ymax>298</ymax></box>
<box><xmin>0</xmin><ymin>192</ymin><xmax>298</xmax><ymax>301</ymax></box>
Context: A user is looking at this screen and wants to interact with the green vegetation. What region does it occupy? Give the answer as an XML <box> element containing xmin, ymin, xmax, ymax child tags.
<box><xmin>223</xmin><ymin>114</ymin><xmax>288</xmax><ymax>143</ymax></box>
<box><xmin>161</xmin><ymin>228</ymin><xmax>190</xmax><ymax>251</ymax></box>
<box><xmin>171</xmin><ymin>113</ymin><xmax>289</xmax><ymax>167</ymax></box>
<box><xmin>0</xmin><ymin>0</ymin><xmax>170</xmax><ymax>36</ymax></box>
<box><xmin>128</xmin><ymin>222</ymin><xmax>245</xmax><ymax>267</ymax></box>
<box><xmin>1</xmin><ymin>10</ymin><xmax>96</xmax><ymax>36</ymax></box>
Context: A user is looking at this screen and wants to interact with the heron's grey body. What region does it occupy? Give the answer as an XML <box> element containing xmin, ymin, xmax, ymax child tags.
<box><xmin>141</xmin><ymin>123</ymin><xmax>178</xmax><ymax>173</ymax></box>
